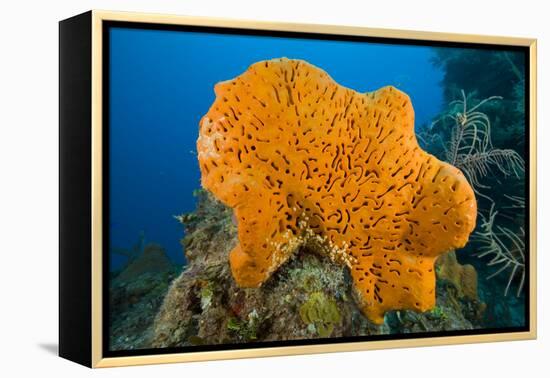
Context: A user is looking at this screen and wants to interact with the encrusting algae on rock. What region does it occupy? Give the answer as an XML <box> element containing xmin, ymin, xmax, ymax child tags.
<box><xmin>299</xmin><ymin>291</ymin><xmax>342</xmax><ymax>337</ymax></box>
<box><xmin>197</xmin><ymin>58</ymin><xmax>477</xmax><ymax>324</ymax></box>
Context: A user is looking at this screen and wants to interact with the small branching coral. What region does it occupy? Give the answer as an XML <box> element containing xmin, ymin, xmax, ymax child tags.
<box><xmin>471</xmin><ymin>203</ymin><xmax>525</xmax><ymax>297</ymax></box>
<box><xmin>439</xmin><ymin>90</ymin><xmax>524</xmax><ymax>194</ymax></box>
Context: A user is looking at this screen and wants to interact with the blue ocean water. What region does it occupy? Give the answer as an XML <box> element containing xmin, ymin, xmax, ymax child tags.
<box><xmin>108</xmin><ymin>27</ymin><xmax>445</xmax><ymax>270</ymax></box>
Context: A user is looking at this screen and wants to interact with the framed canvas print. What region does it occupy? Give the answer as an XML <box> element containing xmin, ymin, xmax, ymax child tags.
<box><xmin>59</xmin><ymin>10</ymin><xmax>537</xmax><ymax>368</ymax></box>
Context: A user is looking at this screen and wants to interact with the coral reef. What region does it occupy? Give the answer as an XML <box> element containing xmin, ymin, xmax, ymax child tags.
<box><xmin>196</xmin><ymin>58</ymin><xmax>477</xmax><ymax>323</ymax></box>
<box><xmin>109</xmin><ymin>244</ymin><xmax>180</xmax><ymax>350</ymax></box>
<box><xmin>153</xmin><ymin>190</ymin><xmax>387</xmax><ymax>346</ymax></box>
<box><xmin>110</xmin><ymin>230</ymin><xmax>146</xmax><ymax>268</ymax></box>
<box><xmin>436</xmin><ymin>252</ymin><xmax>478</xmax><ymax>301</ymax></box>
<box><xmin>151</xmin><ymin>191</ymin><xmax>484</xmax><ymax>348</ymax></box>
<box><xmin>116</xmin><ymin>243</ymin><xmax>174</xmax><ymax>282</ymax></box>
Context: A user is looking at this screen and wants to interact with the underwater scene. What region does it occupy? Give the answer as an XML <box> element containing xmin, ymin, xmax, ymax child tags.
<box><xmin>107</xmin><ymin>26</ymin><xmax>528</xmax><ymax>352</ymax></box>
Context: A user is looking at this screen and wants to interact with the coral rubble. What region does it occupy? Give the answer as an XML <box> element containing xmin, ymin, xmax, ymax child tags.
<box><xmin>196</xmin><ymin>58</ymin><xmax>477</xmax><ymax>323</ymax></box>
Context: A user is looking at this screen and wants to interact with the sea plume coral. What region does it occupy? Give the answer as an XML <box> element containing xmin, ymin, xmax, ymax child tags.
<box><xmin>440</xmin><ymin>90</ymin><xmax>524</xmax><ymax>193</ymax></box>
<box><xmin>428</xmin><ymin>90</ymin><xmax>526</xmax><ymax>297</ymax></box>
<box><xmin>197</xmin><ymin>58</ymin><xmax>477</xmax><ymax>324</ymax></box>
<box><xmin>471</xmin><ymin>204</ymin><xmax>525</xmax><ymax>297</ymax></box>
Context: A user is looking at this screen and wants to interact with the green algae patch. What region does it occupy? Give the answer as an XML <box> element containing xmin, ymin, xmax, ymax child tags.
<box><xmin>226</xmin><ymin>310</ymin><xmax>261</xmax><ymax>341</ymax></box>
<box><xmin>299</xmin><ymin>292</ymin><xmax>341</xmax><ymax>337</ymax></box>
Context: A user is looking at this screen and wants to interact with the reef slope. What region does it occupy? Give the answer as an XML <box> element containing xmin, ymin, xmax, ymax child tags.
<box><xmin>151</xmin><ymin>191</ymin><xmax>485</xmax><ymax>347</ymax></box>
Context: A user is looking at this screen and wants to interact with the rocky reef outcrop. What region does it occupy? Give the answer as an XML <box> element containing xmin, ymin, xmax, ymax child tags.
<box><xmin>109</xmin><ymin>244</ymin><xmax>180</xmax><ymax>350</ymax></box>
<box><xmin>150</xmin><ymin>191</ymin><xmax>485</xmax><ymax>348</ymax></box>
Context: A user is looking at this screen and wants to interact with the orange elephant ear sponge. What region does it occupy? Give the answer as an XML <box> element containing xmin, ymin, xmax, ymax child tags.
<box><xmin>197</xmin><ymin>58</ymin><xmax>477</xmax><ymax>324</ymax></box>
